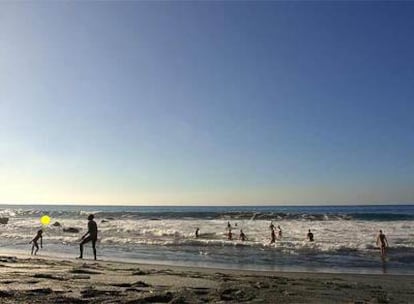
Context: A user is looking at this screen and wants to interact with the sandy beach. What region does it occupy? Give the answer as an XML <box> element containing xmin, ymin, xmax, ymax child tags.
<box><xmin>0</xmin><ymin>254</ymin><xmax>412</xmax><ymax>303</ymax></box>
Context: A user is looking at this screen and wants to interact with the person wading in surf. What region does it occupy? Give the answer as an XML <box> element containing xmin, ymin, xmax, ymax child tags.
<box><xmin>376</xmin><ymin>230</ymin><xmax>389</xmax><ymax>258</ymax></box>
<box><xmin>270</xmin><ymin>227</ymin><xmax>276</xmax><ymax>244</ymax></box>
<box><xmin>239</xmin><ymin>229</ymin><xmax>247</xmax><ymax>241</ymax></box>
<box><xmin>307</xmin><ymin>229</ymin><xmax>314</xmax><ymax>242</ymax></box>
<box><xmin>277</xmin><ymin>225</ymin><xmax>282</xmax><ymax>239</ymax></box>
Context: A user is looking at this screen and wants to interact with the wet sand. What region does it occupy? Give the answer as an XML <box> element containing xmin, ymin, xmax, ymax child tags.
<box><xmin>0</xmin><ymin>254</ymin><xmax>413</xmax><ymax>303</ymax></box>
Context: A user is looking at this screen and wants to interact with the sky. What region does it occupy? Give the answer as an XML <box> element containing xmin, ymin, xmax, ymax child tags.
<box><xmin>0</xmin><ymin>2</ymin><xmax>413</xmax><ymax>206</ymax></box>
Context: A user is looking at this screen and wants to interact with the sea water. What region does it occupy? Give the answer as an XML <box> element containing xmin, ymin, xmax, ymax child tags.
<box><xmin>0</xmin><ymin>205</ymin><xmax>413</xmax><ymax>274</ymax></box>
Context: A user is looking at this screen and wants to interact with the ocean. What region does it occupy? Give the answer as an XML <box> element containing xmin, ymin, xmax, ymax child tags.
<box><xmin>0</xmin><ymin>204</ymin><xmax>413</xmax><ymax>274</ymax></box>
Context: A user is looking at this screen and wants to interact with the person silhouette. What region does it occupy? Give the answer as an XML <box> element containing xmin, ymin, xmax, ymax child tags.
<box><xmin>376</xmin><ymin>230</ymin><xmax>389</xmax><ymax>258</ymax></box>
<box><xmin>78</xmin><ymin>214</ymin><xmax>98</xmax><ymax>260</ymax></box>
<box><xmin>307</xmin><ymin>229</ymin><xmax>314</xmax><ymax>242</ymax></box>
<box><xmin>270</xmin><ymin>227</ymin><xmax>276</xmax><ymax>244</ymax></box>
<box><xmin>30</xmin><ymin>229</ymin><xmax>43</xmax><ymax>255</ymax></box>
<box><xmin>227</xmin><ymin>229</ymin><xmax>233</xmax><ymax>240</ymax></box>
<box><xmin>239</xmin><ymin>229</ymin><xmax>246</xmax><ymax>241</ymax></box>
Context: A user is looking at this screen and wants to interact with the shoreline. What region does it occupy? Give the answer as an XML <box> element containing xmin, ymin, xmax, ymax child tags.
<box><xmin>1</xmin><ymin>254</ymin><xmax>413</xmax><ymax>303</ymax></box>
<box><xmin>0</xmin><ymin>247</ymin><xmax>407</xmax><ymax>276</ymax></box>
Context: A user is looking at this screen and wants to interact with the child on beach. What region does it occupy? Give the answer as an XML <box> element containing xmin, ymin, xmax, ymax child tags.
<box><xmin>30</xmin><ymin>229</ymin><xmax>43</xmax><ymax>255</ymax></box>
<box><xmin>277</xmin><ymin>225</ymin><xmax>282</xmax><ymax>239</ymax></box>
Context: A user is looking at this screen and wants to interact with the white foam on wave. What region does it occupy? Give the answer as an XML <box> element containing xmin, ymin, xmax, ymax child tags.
<box><xmin>0</xmin><ymin>215</ymin><xmax>413</xmax><ymax>256</ymax></box>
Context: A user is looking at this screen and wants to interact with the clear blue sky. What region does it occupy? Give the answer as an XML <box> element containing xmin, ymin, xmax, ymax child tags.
<box><xmin>1</xmin><ymin>2</ymin><xmax>413</xmax><ymax>205</ymax></box>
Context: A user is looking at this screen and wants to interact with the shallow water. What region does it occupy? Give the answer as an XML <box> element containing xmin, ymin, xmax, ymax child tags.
<box><xmin>0</xmin><ymin>205</ymin><xmax>413</xmax><ymax>274</ymax></box>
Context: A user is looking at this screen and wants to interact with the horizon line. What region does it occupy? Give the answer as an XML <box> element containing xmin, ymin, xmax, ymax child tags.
<box><xmin>0</xmin><ymin>202</ymin><xmax>413</xmax><ymax>207</ymax></box>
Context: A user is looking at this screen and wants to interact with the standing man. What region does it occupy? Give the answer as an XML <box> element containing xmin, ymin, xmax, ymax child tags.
<box><xmin>270</xmin><ymin>227</ymin><xmax>276</xmax><ymax>244</ymax></box>
<box><xmin>307</xmin><ymin>229</ymin><xmax>314</xmax><ymax>242</ymax></box>
<box><xmin>79</xmin><ymin>214</ymin><xmax>98</xmax><ymax>260</ymax></box>
<box><xmin>376</xmin><ymin>230</ymin><xmax>389</xmax><ymax>259</ymax></box>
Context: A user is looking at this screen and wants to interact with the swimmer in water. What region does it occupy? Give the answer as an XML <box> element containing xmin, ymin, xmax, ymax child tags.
<box><xmin>195</xmin><ymin>227</ymin><xmax>200</xmax><ymax>238</ymax></box>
